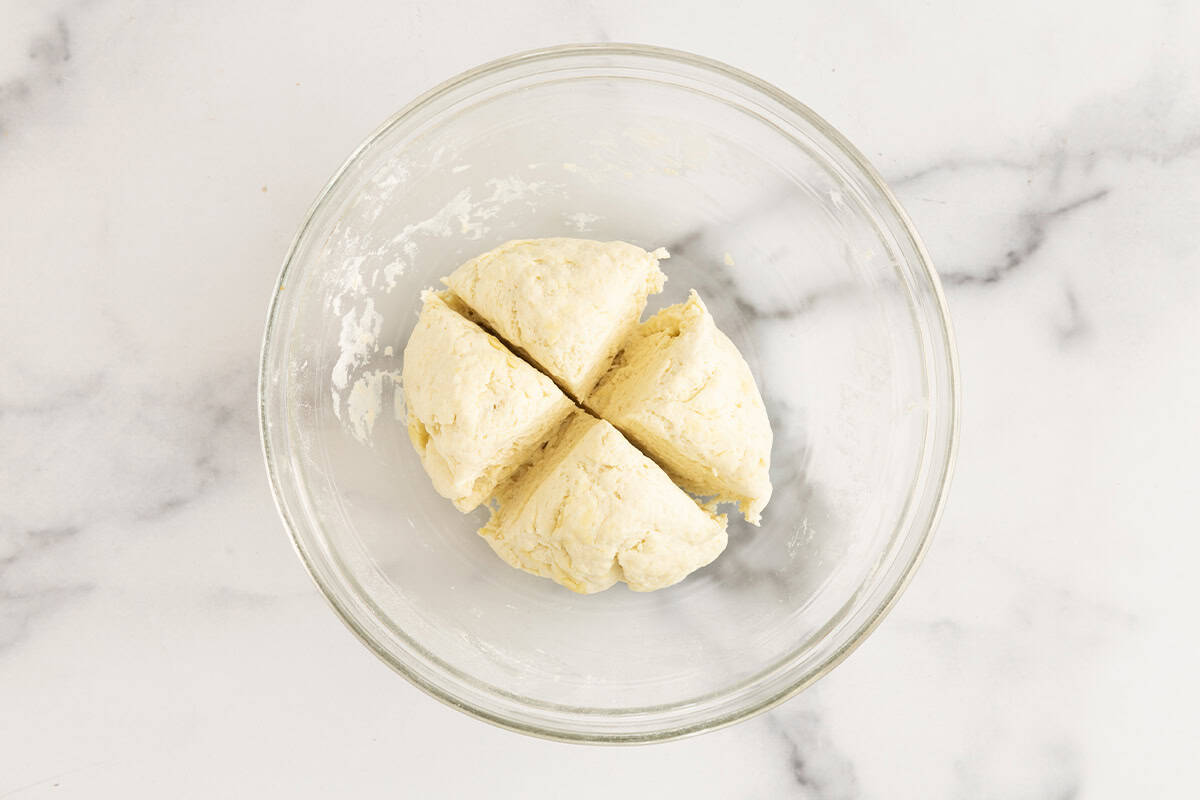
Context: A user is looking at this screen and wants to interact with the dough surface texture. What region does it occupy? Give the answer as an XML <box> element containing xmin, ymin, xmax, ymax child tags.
<box><xmin>443</xmin><ymin>238</ymin><xmax>668</xmax><ymax>400</ymax></box>
<box><xmin>402</xmin><ymin>290</ymin><xmax>573</xmax><ymax>512</ymax></box>
<box><xmin>480</xmin><ymin>411</ymin><xmax>729</xmax><ymax>594</ymax></box>
<box><xmin>589</xmin><ymin>290</ymin><xmax>773</xmax><ymax>524</ymax></box>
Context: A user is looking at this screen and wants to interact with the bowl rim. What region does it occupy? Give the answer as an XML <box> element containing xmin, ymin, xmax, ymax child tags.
<box><xmin>259</xmin><ymin>41</ymin><xmax>961</xmax><ymax>744</ymax></box>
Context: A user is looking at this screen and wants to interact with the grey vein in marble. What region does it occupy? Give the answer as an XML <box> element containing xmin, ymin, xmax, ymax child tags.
<box><xmin>890</xmin><ymin>115</ymin><xmax>1200</xmax><ymax>192</ymax></box>
<box><xmin>889</xmin><ymin>155</ymin><xmax>1033</xmax><ymax>188</ymax></box>
<box><xmin>0</xmin><ymin>584</ymin><xmax>93</xmax><ymax>653</ymax></box>
<box><xmin>0</xmin><ymin>15</ymin><xmax>70</xmax><ymax>136</ymax></box>
<box><xmin>764</xmin><ymin>708</ymin><xmax>859</xmax><ymax>799</ymax></box>
<box><xmin>0</xmin><ymin>365</ymin><xmax>258</xmax><ymax>658</ymax></box>
<box><xmin>1055</xmin><ymin>286</ymin><xmax>1091</xmax><ymax>345</ymax></box>
<box><xmin>0</xmin><ymin>527</ymin><xmax>90</xmax><ymax>653</ymax></box>
<box><xmin>0</xmin><ymin>372</ymin><xmax>105</xmax><ymax>418</ymax></box>
<box><xmin>940</xmin><ymin>188</ymin><xmax>1110</xmax><ymax>287</ymax></box>
<box><xmin>667</xmin><ymin>231</ymin><xmax>855</xmax><ymax>323</ymax></box>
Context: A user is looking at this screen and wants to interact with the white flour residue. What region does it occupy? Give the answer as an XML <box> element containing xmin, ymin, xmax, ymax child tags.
<box><xmin>381</xmin><ymin>176</ymin><xmax>556</xmax><ymax>290</ymax></box>
<box><xmin>382</xmin><ymin>259</ymin><xmax>406</xmax><ymax>287</ymax></box>
<box><xmin>321</xmin><ymin>230</ymin><xmax>369</xmax><ymax>311</ymax></box>
<box><xmin>331</xmin><ymin>299</ymin><xmax>382</xmax><ymax>417</ymax></box>
<box><xmin>371</xmin><ymin>156</ymin><xmax>411</xmax><ymax>196</ymax></box>
<box><xmin>390</xmin><ymin>188</ymin><xmax>477</xmax><ymax>243</ymax></box>
<box><xmin>485</xmin><ymin>175</ymin><xmax>548</xmax><ymax>206</ymax></box>
<box><xmin>379</xmin><ymin>188</ymin><xmax>476</xmax><ymax>290</ymax></box>
<box><xmin>563</xmin><ymin>211</ymin><xmax>602</xmax><ymax>232</ymax></box>
<box><xmin>345</xmin><ymin>369</ymin><xmax>403</xmax><ymax>442</ymax></box>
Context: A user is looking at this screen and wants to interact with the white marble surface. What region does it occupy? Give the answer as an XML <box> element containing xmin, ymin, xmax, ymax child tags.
<box><xmin>2</xmin><ymin>0</ymin><xmax>1198</xmax><ymax>796</ymax></box>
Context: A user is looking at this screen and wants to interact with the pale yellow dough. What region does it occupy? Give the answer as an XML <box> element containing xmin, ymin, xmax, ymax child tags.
<box><xmin>402</xmin><ymin>291</ymin><xmax>573</xmax><ymax>512</ymax></box>
<box><xmin>443</xmin><ymin>238</ymin><xmax>668</xmax><ymax>400</ymax></box>
<box><xmin>589</xmin><ymin>290</ymin><xmax>773</xmax><ymax>524</ymax></box>
<box><xmin>481</xmin><ymin>411</ymin><xmax>728</xmax><ymax>593</ymax></box>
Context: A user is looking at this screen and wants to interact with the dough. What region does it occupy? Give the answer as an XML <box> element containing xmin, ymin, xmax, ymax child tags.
<box><xmin>402</xmin><ymin>290</ymin><xmax>574</xmax><ymax>512</ymax></box>
<box><xmin>481</xmin><ymin>410</ymin><xmax>728</xmax><ymax>593</ymax></box>
<box><xmin>588</xmin><ymin>290</ymin><xmax>773</xmax><ymax>524</ymax></box>
<box><xmin>443</xmin><ymin>239</ymin><xmax>668</xmax><ymax>400</ymax></box>
<box><xmin>401</xmin><ymin>239</ymin><xmax>775</xmax><ymax>592</ymax></box>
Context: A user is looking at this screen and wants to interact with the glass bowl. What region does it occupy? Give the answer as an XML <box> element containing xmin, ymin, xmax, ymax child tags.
<box><xmin>259</xmin><ymin>44</ymin><xmax>959</xmax><ymax>743</ymax></box>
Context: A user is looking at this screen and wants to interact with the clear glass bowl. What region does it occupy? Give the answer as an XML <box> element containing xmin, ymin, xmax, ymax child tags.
<box><xmin>259</xmin><ymin>44</ymin><xmax>958</xmax><ymax>743</ymax></box>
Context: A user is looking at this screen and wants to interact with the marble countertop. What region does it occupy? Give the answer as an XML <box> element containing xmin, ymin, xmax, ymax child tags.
<box><xmin>3</xmin><ymin>1</ymin><xmax>1198</xmax><ymax>796</ymax></box>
